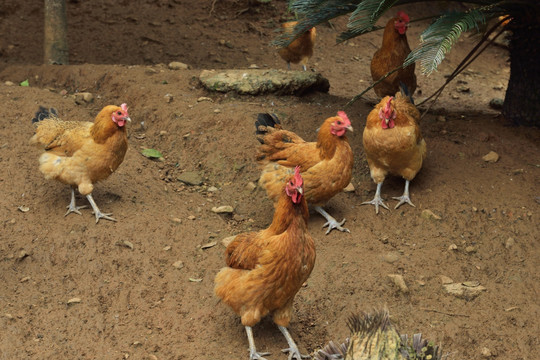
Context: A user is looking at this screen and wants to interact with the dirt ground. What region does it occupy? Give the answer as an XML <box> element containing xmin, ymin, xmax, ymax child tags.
<box><xmin>0</xmin><ymin>1</ymin><xmax>539</xmax><ymax>359</ymax></box>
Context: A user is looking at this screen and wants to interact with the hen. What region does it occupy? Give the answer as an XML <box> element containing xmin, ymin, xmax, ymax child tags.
<box><xmin>30</xmin><ymin>104</ymin><xmax>131</xmax><ymax>223</ymax></box>
<box><xmin>278</xmin><ymin>21</ymin><xmax>317</xmax><ymax>71</ymax></box>
<box><xmin>371</xmin><ymin>11</ymin><xmax>416</xmax><ymax>98</ymax></box>
<box><xmin>256</xmin><ymin>111</ymin><xmax>354</xmax><ymax>234</ymax></box>
<box><xmin>215</xmin><ymin>167</ymin><xmax>315</xmax><ymax>360</ymax></box>
<box><xmin>314</xmin><ymin>309</ymin><xmax>442</xmax><ymax>360</ymax></box>
<box><xmin>362</xmin><ymin>85</ymin><xmax>426</xmax><ymax>214</ymax></box>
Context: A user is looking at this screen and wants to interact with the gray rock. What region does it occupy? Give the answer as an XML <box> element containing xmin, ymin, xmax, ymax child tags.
<box><xmin>199</xmin><ymin>69</ymin><xmax>330</xmax><ymax>96</ymax></box>
<box><xmin>177</xmin><ymin>172</ymin><xmax>203</xmax><ymax>186</ymax></box>
<box><xmin>443</xmin><ymin>282</ymin><xmax>486</xmax><ymax>300</ymax></box>
<box><xmin>169</xmin><ymin>61</ymin><xmax>189</xmax><ymax>70</ymax></box>
<box><xmin>489</xmin><ymin>98</ymin><xmax>504</xmax><ymax>109</ymax></box>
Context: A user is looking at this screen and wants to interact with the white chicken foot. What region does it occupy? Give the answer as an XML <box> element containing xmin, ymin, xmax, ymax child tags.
<box><xmin>85</xmin><ymin>194</ymin><xmax>117</xmax><ymax>223</ymax></box>
<box><xmin>361</xmin><ymin>182</ymin><xmax>389</xmax><ymax>214</ymax></box>
<box><xmin>314</xmin><ymin>206</ymin><xmax>350</xmax><ymax>235</ymax></box>
<box><xmin>245</xmin><ymin>326</ymin><xmax>271</xmax><ymax>360</ymax></box>
<box><xmin>392</xmin><ymin>180</ymin><xmax>415</xmax><ymax>209</ymax></box>
<box><xmin>65</xmin><ymin>187</ymin><xmax>87</xmax><ymax>216</ymax></box>
<box><xmin>278</xmin><ymin>325</ymin><xmax>310</xmax><ymax>360</ymax></box>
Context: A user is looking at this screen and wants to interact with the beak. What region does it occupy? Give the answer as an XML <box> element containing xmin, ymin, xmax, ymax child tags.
<box><xmin>297</xmin><ymin>187</ymin><xmax>303</xmax><ymax>195</ymax></box>
<box><xmin>385</xmin><ymin>118</ymin><xmax>390</xmax><ymax>125</ymax></box>
<box><xmin>124</xmin><ymin>116</ymin><xmax>132</xmax><ymax>122</ymax></box>
<box><xmin>346</xmin><ymin>125</ymin><xmax>354</xmax><ymax>132</ymax></box>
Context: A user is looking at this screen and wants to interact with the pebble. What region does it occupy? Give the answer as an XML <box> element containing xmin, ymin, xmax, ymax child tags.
<box><xmin>504</xmin><ymin>237</ymin><xmax>515</xmax><ymax>249</ymax></box>
<box><xmin>489</xmin><ymin>98</ymin><xmax>504</xmax><ymax>109</ymax></box>
<box><xmin>221</xmin><ymin>236</ymin><xmax>235</xmax><ymax>247</ymax></box>
<box><xmin>448</xmin><ymin>243</ymin><xmax>458</xmax><ymax>251</ymax></box>
<box><xmin>20</xmin><ymin>276</ymin><xmax>30</xmax><ymax>283</ymax></box>
<box><xmin>164</xmin><ymin>94</ymin><xmax>173</xmax><ymax>103</ymax></box>
<box><xmin>168</xmin><ymin>61</ymin><xmax>189</xmax><ymax>70</ymax></box>
<box><xmin>387</xmin><ymin>274</ymin><xmax>409</xmax><ymax>293</ymax></box>
<box><xmin>381</xmin><ymin>251</ymin><xmax>400</xmax><ymax>264</ymax></box>
<box><xmin>481</xmin><ymin>347</ymin><xmax>492</xmax><ymax>357</ymax></box>
<box><xmin>187</xmin><ymin>215</ymin><xmax>196</xmax><ymax>220</ymax></box>
<box><xmin>249</xmin><ymin>64</ymin><xmax>260</xmax><ymax>69</ymax></box>
<box><xmin>197</xmin><ymin>96</ymin><xmax>213</xmax><ymax>102</ymax></box>
<box><xmin>177</xmin><ymin>171</ymin><xmax>203</xmax><ymax>186</ymax></box>
<box><xmin>207</xmin><ymin>186</ymin><xmax>218</xmax><ymax>192</ymax></box>
<box><xmin>436</xmin><ymin>115</ymin><xmax>446</xmax><ymax>122</ymax></box>
<box><xmin>456</xmin><ymin>84</ymin><xmax>470</xmax><ymax>92</ymax></box>
<box><xmin>5</xmin><ymin>313</ymin><xmax>14</xmax><ymax>320</ymax></box>
<box><xmin>443</xmin><ymin>282</ymin><xmax>486</xmax><ymax>300</ymax></box>
<box><xmin>163</xmin><ymin>246</ymin><xmax>171</xmax><ymax>251</ymax></box>
<box><xmin>212</xmin><ymin>205</ymin><xmax>234</xmax><ymax>214</ymax></box>
<box><xmin>172</xmin><ymin>260</ymin><xmax>184</xmax><ymax>269</ymax></box>
<box><xmin>5</xmin><ymin>81</ymin><xmax>14</xmax><ymax>86</ymax></box>
<box><xmin>465</xmin><ymin>246</ymin><xmax>476</xmax><ymax>253</ymax></box>
<box><xmin>74</xmin><ymin>92</ymin><xmax>94</xmax><ymax>104</ymax></box>
<box><xmin>67</xmin><ymin>297</ymin><xmax>82</xmax><ymax>305</ymax></box>
<box><xmin>201</xmin><ymin>241</ymin><xmax>217</xmax><ymax>249</ymax></box>
<box><xmin>343</xmin><ymin>183</ymin><xmax>355</xmax><ymax>193</ymax></box>
<box><xmin>421</xmin><ymin>209</ymin><xmax>441</xmax><ymax>220</ymax></box>
<box><xmin>171</xmin><ymin>217</ymin><xmax>182</xmax><ymax>224</ymax></box>
<box><xmin>245</xmin><ymin>182</ymin><xmax>257</xmax><ymax>192</ymax></box>
<box><xmin>439</xmin><ymin>275</ymin><xmax>454</xmax><ymax>284</ymax></box>
<box><xmin>482</xmin><ymin>151</ymin><xmax>499</xmax><ymax>163</ymax></box>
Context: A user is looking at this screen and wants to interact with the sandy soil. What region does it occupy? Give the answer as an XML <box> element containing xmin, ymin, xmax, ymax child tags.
<box><xmin>0</xmin><ymin>1</ymin><xmax>539</xmax><ymax>359</ymax></box>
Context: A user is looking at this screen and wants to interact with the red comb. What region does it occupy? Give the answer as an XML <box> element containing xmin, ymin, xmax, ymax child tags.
<box><xmin>337</xmin><ymin>111</ymin><xmax>349</xmax><ymax>122</ymax></box>
<box><xmin>397</xmin><ymin>11</ymin><xmax>409</xmax><ymax>23</ymax></box>
<box><xmin>121</xmin><ymin>103</ymin><xmax>128</xmax><ymax>112</ymax></box>
<box><xmin>384</xmin><ymin>97</ymin><xmax>394</xmax><ymax>116</ymax></box>
<box><xmin>293</xmin><ymin>166</ymin><xmax>303</xmax><ymax>184</ymax></box>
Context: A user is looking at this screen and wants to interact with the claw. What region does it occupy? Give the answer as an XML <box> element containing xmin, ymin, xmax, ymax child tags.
<box><xmin>281</xmin><ymin>347</ymin><xmax>311</xmax><ymax>360</ymax></box>
<box><xmin>322</xmin><ymin>218</ymin><xmax>350</xmax><ymax>235</ymax></box>
<box><xmin>361</xmin><ymin>182</ymin><xmax>388</xmax><ymax>214</ymax></box>
<box><xmin>392</xmin><ymin>195</ymin><xmax>415</xmax><ymax>209</ymax></box>
<box><xmin>64</xmin><ymin>187</ymin><xmax>87</xmax><ymax>217</ymax></box>
<box><xmin>86</xmin><ymin>194</ymin><xmax>117</xmax><ymax>223</ymax></box>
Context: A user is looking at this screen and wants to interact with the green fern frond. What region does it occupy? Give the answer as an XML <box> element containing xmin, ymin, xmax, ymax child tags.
<box><xmin>272</xmin><ymin>0</ymin><xmax>360</xmax><ymax>47</ymax></box>
<box><xmin>404</xmin><ymin>9</ymin><xmax>486</xmax><ymax>75</ymax></box>
<box><xmin>337</xmin><ymin>0</ymin><xmax>399</xmax><ymax>43</ymax></box>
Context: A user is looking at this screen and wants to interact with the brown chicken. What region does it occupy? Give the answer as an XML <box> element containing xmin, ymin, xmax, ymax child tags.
<box><xmin>362</xmin><ymin>85</ymin><xmax>426</xmax><ymax>214</ymax></box>
<box><xmin>214</xmin><ymin>167</ymin><xmax>315</xmax><ymax>360</ymax></box>
<box><xmin>30</xmin><ymin>104</ymin><xmax>131</xmax><ymax>223</ymax></box>
<box><xmin>255</xmin><ymin>111</ymin><xmax>354</xmax><ymax>234</ymax></box>
<box><xmin>278</xmin><ymin>21</ymin><xmax>316</xmax><ymax>71</ymax></box>
<box><xmin>314</xmin><ymin>309</ymin><xmax>442</xmax><ymax>360</ymax></box>
<box><xmin>371</xmin><ymin>11</ymin><xmax>417</xmax><ymax>98</ymax></box>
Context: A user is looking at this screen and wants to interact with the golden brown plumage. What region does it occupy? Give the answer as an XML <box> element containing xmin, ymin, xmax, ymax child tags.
<box><xmin>362</xmin><ymin>86</ymin><xmax>426</xmax><ymax>214</ymax></box>
<box><xmin>371</xmin><ymin>11</ymin><xmax>417</xmax><ymax>98</ymax></box>
<box><xmin>278</xmin><ymin>21</ymin><xmax>316</xmax><ymax>71</ymax></box>
<box><xmin>215</xmin><ymin>167</ymin><xmax>315</xmax><ymax>360</ymax></box>
<box><xmin>255</xmin><ymin>112</ymin><xmax>354</xmax><ymax>234</ymax></box>
<box><xmin>30</xmin><ymin>104</ymin><xmax>130</xmax><ymax>222</ymax></box>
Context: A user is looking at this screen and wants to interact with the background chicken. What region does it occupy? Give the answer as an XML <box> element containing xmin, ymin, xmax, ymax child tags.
<box><xmin>214</xmin><ymin>167</ymin><xmax>315</xmax><ymax>360</ymax></box>
<box><xmin>30</xmin><ymin>104</ymin><xmax>131</xmax><ymax>223</ymax></box>
<box><xmin>314</xmin><ymin>309</ymin><xmax>442</xmax><ymax>360</ymax></box>
<box><xmin>278</xmin><ymin>21</ymin><xmax>316</xmax><ymax>71</ymax></box>
<box><xmin>371</xmin><ymin>11</ymin><xmax>417</xmax><ymax>98</ymax></box>
<box><xmin>362</xmin><ymin>85</ymin><xmax>426</xmax><ymax>214</ymax></box>
<box><xmin>255</xmin><ymin>111</ymin><xmax>353</xmax><ymax>234</ymax></box>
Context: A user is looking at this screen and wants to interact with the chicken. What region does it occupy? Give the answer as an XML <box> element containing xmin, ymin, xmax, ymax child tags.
<box><xmin>30</xmin><ymin>104</ymin><xmax>131</xmax><ymax>223</ymax></box>
<box><xmin>255</xmin><ymin>111</ymin><xmax>354</xmax><ymax>234</ymax></box>
<box><xmin>371</xmin><ymin>11</ymin><xmax>416</xmax><ymax>98</ymax></box>
<box><xmin>314</xmin><ymin>309</ymin><xmax>442</xmax><ymax>360</ymax></box>
<box><xmin>214</xmin><ymin>167</ymin><xmax>315</xmax><ymax>360</ymax></box>
<box><xmin>361</xmin><ymin>85</ymin><xmax>426</xmax><ymax>214</ymax></box>
<box><xmin>278</xmin><ymin>21</ymin><xmax>316</xmax><ymax>71</ymax></box>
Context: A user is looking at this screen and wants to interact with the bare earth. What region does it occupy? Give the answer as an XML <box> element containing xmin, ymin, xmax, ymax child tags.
<box><xmin>0</xmin><ymin>1</ymin><xmax>539</xmax><ymax>359</ymax></box>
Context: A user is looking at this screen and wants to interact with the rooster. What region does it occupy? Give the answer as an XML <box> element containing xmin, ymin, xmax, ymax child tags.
<box><xmin>30</xmin><ymin>104</ymin><xmax>130</xmax><ymax>223</ymax></box>
<box><xmin>256</xmin><ymin>111</ymin><xmax>354</xmax><ymax>234</ymax></box>
<box><xmin>361</xmin><ymin>85</ymin><xmax>426</xmax><ymax>214</ymax></box>
<box><xmin>371</xmin><ymin>11</ymin><xmax>417</xmax><ymax>98</ymax></box>
<box><xmin>215</xmin><ymin>167</ymin><xmax>315</xmax><ymax>360</ymax></box>
<box><xmin>314</xmin><ymin>309</ymin><xmax>442</xmax><ymax>360</ymax></box>
<box><xmin>278</xmin><ymin>21</ymin><xmax>317</xmax><ymax>71</ymax></box>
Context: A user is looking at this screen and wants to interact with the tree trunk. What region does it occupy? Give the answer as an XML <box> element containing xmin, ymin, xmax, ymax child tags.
<box><xmin>44</xmin><ymin>0</ymin><xmax>68</xmax><ymax>64</ymax></box>
<box><xmin>502</xmin><ymin>12</ymin><xmax>540</xmax><ymax>126</ymax></box>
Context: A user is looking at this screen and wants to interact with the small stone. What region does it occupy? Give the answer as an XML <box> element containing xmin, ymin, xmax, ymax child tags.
<box><xmin>436</xmin><ymin>115</ymin><xmax>446</xmax><ymax>122</ymax></box>
<box><xmin>387</xmin><ymin>274</ymin><xmax>409</xmax><ymax>293</ymax></box>
<box><xmin>189</xmin><ymin>278</ymin><xmax>203</xmax><ymax>282</ymax></box>
<box><xmin>451</xmin><ymin>93</ymin><xmax>460</xmax><ymax>99</ymax></box>
<box><xmin>504</xmin><ymin>237</ymin><xmax>515</xmax><ymax>249</ymax></box>
<box><xmin>201</xmin><ymin>241</ymin><xmax>217</xmax><ymax>249</ymax></box>
<box><xmin>489</xmin><ymin>98</ymin><xmax>504</xmax><ymax>109</ymax></box>
<box><xmin>472</xmin><ymin>206</ymin><xmax>478</xmax><ymax>212</ymax></box>
<box><xmin>59</xmin><ymin>89</ymin><xmax>68</xmax><ymax>96</ymax></box>
<box><xmin>18</xmin><ymin>206</ymin><xmax>30</xmax><ymax>213</ymax></box>
<box><xmin>172</xmin><ymin>260</ymin><xmax>184</xmax><ymax>269</ymax></box>
<box><xmin>4</xmin><ymin>81</ymin><xmax>14</xmax><ymax>86</ymax></box>
<box><xmin>207</xmin><ymin>186</ymin><xmax>218</xmax><ymax>192</ymax></box>
<box><xmin>249</xmin><ymin>64</ymin><xmax>260</xmax><ymax>69</ymax></box>
<box><xmin>246</xmin><ymin>182</ymin><xmax>257</xmax><ymax>192</ymax></box>
<box><xmin>164</xmin><ymin>94</ymin><xmax>173</xmax><ymax>103</ymax></box>
<box><xmin>17</xmin><ymin>250</ymin><xmax>30</xmax><ymax>261</ymax></box>
<box><xmin>381</xmin><ymin>252</ymin><xmax>400</xmax><ymax>264</ymax></box>
<box><xmin>439</xmin><ymin>275</ymin><xmax>454</xmax><ymax>284</ymax></box>
<box><xmin>177</xmin><ymin>172</ymin><xmax>203</xmax><ymax>186</ymax></box>
<box><xmin>222</xmin><ymin>236</ymin><xmax>235</xmax><ymax>247</ymax></box>
<box><xmin>187</xmin><ymin>215</ymin><xmax>196</xmax><ymax>220</ymax></box>
<box><xmin>448</xmin><ymin>243</ymin><xmax>458</xmax><ymax>251</ymax></box>
<box><xmin>197</xmin><ymin>96</ymin><xmax>213</xmax><ymax>102</ymax></box>
<box><xmin>171</xmin><ymin>217</ymin><xmax>182</xmax><ymax>224</ymax></box>
<box><xmin>343</xmin><ymin>183</ymin><xmax>355</xmax><ymax>193</ymax></box>
<box><xmin>5</xmin><ymin>313</ymin><xmax>14</xmax><ymax>320</ymax></box>
<box><xmin>213</xmin><ymin>109</ymin><xmax>221</xmax><ymax>113</ymax></box>
<box><xmin>457</xmin><ymin>84</ymin><xmax>470</xmax><ymax>92</ymax></box>
<box><xmin>20</xmin><ymin>276</ymin><xmax>31</xmax><ymax>283</ymax></box>
<box><xmin>212</xmin><ymin>205</ymin><xmax>234</xmax><ymax>214</ymax></box>
<box><xmin>163</xmin><ymin>246</ymin><xmax>171</xmax><ymax>251</ymax></box>
<box><xmin>482</xmin><ymin>151</ymin><xmax>499</xmax><ymax>163</ymax></box>
<box><xmin>465</xmin><ymin>246</ymin><xmax>476</xmax><ymax>253</ymax></box>
<box><xmin>67</xmin><ymin>297</ymin><xmax>82</xmax><ymax>305</ymax></box>
<box><xmin>132</xmin><ymin>341</ymin><xmax>142</xmax><ymax>347</ymax></box>
<box><xmin>443</xmin><ymin>282</ymin><xmax>486</xmax><ymax>300</ymax></box>
<box><xmin>74</xmin><ymin>92</ymin><xmax>94</xmax><ymax>104</ymax></box>
<box><xmin>421</xmin><ymin>209</ymin><xmax>441</xmax><ymax>220</ymax></box>
<box><xmin>168</xmin><ymin>61</ymin><xmax>189</xmax><ymax>70</ymax></box>
<box><xmin>481</xmin><ymin>347</ymin><xmax>492</xmax><ymax>358</ymax></box>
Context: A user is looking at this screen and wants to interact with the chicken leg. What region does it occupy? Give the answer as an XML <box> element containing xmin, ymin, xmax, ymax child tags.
<box><xmin>65</xmin><ymin>187</ymin><xmax>87</xmax><ymax>216</ymax></box>
<box><xmin>392</xmin><ymin>180</ymin><xmax>415</xmax><ymax>209</ymax></box>
<box><xmin>245</xmin><ymin>326</ymin><xmax>271</xmax><ymax>360</ymax></box>
<box><xmin>361</xmin><ymin>182</ymin><xmax>389</xmax><ymax>214</ymax></box>
<box><xmin>314</xmin><ymin>206</ymin><xmax>350</xmax><ymax>235</ymax></box>
<box><xmin>278</xmin><ymin>325</ymin><xmax>310</xmax><ymax>360</ymax></box>
<box><xmin>86</xmin><ymin>194</ymin><xmax>117</xmax><ymax>223</ymax></box>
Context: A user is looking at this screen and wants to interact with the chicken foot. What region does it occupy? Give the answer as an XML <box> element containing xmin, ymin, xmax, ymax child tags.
<box><xmin>245</xmin><ymin>326</ymin><xmax>271</xmax><ymax>360</ymax></box>
<box><xmin>361</xmin><ymin>182</ymin><xmax>389</xmax><ymax>214</ymax></box>
<box><xmin>86</xmin><ymin>194</ymin><xmax>117</xmax><ymax>223</ymax></box>
<box><xmin>278</xmin><ymin>325</ymin><xmax>310</xmax><ymax>360</ymax></box>
<box><xmin>392</xmin><ymin>180</ymin><xmax>415</xmax><ymax>209</ymax></box>
<box><xmin>65</xmin><ymin>187</ymin><xmax>87</xmax><ymax>216</ymax></box>
<box><xmin>314</xmin><ymin>206</ymin><xmax>350</xmax><ymax>235</ymax></box>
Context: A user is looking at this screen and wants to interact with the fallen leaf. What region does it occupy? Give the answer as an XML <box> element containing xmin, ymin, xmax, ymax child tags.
<box><xmin>20</xmin><ymin>79</ymin><xmax>29</xmax><ymax>87</ymax></box>
<box><xmin>141</xmin><ymin>148</ymin><xmax>163</xmax><ymax>159</ymax></box>
<box><xmin>201</xmin><ymin>241</ymin><xmax>217</xmax><ymax>249</ymax></box>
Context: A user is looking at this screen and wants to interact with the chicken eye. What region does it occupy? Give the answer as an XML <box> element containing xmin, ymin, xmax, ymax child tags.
<box><xmin>116</xmin><ymin>111</ymin><xmax>122</xmax><ymax>116</ymax></box>
<box><xmin>336</xmin><ymin>121</ymin><xmax>342</xmax><ymax>125</ymax></box>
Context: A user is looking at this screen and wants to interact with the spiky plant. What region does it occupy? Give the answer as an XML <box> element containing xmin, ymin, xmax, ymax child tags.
<box><xmin>314</xmin><ymin>309</ymin><xmax>442</xmax><ymax>360</ymax></box>
<box><xmin>274</xmin><ymin>0</ymin><xmax>540</xmax><ymax>126</ymax></box>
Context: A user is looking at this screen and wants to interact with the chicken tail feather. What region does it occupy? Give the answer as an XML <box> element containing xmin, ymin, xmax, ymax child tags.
<box><xmin>32</xmin><ymin>106</ymin><xmax>58</xmax><ymax>124</ymax></box>
<box><xmin>255</xmin><ymin>113</ymin><xmax>281</xmax><ymax>144</ymax></box>
<box><xmin>399</xmin><ymin>82</ymin><xmax>414</xmax><ymax>105</ymax></box>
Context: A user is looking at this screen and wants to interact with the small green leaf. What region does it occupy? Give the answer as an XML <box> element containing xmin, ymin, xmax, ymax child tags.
<box><xmin>20</xmin><ymin>79</ymin><xmax>29</xmax><ymax>87</ymax></box>
<box><xmin>141</xmin><ymin>148</ymin><xmax>163</xmax><ymax>159</ymax></box>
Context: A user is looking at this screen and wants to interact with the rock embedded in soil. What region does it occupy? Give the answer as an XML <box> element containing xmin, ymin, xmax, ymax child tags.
<box><xmin>168</xmin><ymin>61</ymin><xmax>189</xmax><ymax>70</ymax></box>
<box><xmin>177</xmin><ymin>172</ymin><xmax>203</xmax><ymax>186</ymax></box>
<box><xmin>421</xmin><ymin>209</ymin><xmax>441</xmax><ymax>220</ymax></box>
<box><xmin>199</xmin><ymin>69</ymin><xmax>330</xmax><ymax>95</ymax></box>
<box><xmin>211</xmin><ymin>205</ymin><xmax>234</xmax><ymax>214</ymax></box>
<box><xmin>482</xmin><ymin>151</ymin><xmax>499</xmax><ymax>163</ymax></box>
<box><xmin>387</xmin><ymin>274</ymin><xmax>409</xmax><ymax>293</ymax></box>
<box><xmin>443</xmin><ymin>282</ymin><xmax>486</xmax><ymax>300</ymax></box>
